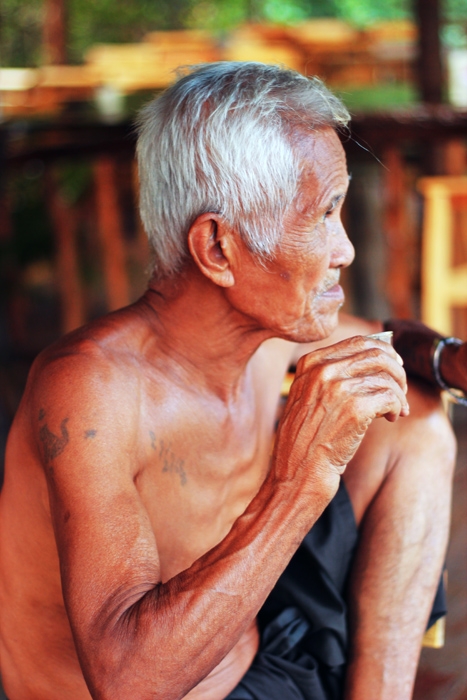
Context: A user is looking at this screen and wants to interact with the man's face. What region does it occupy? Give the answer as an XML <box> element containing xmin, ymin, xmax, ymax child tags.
<box><xmin>229</xmin><ymin>126</ymin><xmax>355</xmax><ymax>343</ymax></box>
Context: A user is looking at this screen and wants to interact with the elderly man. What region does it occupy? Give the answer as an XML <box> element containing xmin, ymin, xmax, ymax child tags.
<box><xmin>0</xmin><ymin>62</ymin><xmax>465</xmax><ymax>700</ymax></box>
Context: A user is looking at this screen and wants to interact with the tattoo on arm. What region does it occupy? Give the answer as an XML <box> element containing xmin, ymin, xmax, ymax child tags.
<box><xmin>39</xmin><ymin>418</ymin><xmax>70</xmax><ymax>471</ymax></box>
<box><xmin>85</xmin><ymin>429</ymin><xmax>97</xmax><ymax>439</ymax></box>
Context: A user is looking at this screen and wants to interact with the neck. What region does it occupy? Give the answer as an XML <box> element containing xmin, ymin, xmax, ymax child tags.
<box><xmin>137</xmin><ymin>267</ymin><xmax>273</xmax><ymax>401</ymax></box>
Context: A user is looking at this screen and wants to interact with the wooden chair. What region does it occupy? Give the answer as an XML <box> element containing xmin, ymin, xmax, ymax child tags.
<box><xmin>418</xmin><ymin>176</ymin><xmax>467</xmax><ymax>338</ymax></box>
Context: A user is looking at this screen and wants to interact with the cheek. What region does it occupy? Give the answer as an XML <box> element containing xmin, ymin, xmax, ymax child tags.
<box><xmin>303</xmin><ymin>246</ymin><xmax>332</xmax><ymax>291</ymax></box>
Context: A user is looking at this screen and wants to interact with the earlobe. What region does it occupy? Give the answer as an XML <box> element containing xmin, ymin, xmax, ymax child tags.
<box><xmin>188</xmin><ymin>214</ymin><xmax>235</xmax><ymax>288</ymax></box>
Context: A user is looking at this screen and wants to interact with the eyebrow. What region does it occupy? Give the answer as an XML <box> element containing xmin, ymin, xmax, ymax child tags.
<box><xmin>329</xmin><ymin>193</ymin><xmax>346</xmax><ymax>210</ymax></box>
<box><xmin>330</xmin><ymin>175</ymin><xmax>352</xmax><ymax>208</ymax></box>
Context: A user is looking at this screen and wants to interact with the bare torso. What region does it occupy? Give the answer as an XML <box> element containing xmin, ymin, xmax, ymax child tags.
<box><xmin>0</xmin><ymin>303</ymin><xmax>293</xmax><ymax>700</ymax></box>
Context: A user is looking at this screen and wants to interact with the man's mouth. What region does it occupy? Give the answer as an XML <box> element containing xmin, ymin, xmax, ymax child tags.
<box><xmin>319</xmin><ymin>272</ymin><xmax>341</xmax><ymax>295</ymax></box>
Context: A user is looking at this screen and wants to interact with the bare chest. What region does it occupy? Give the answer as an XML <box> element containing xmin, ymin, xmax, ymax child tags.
<box><xmin>135</xmin><ymin>389</ymin><xmax>279</xmax><ymax>582</ymax></box>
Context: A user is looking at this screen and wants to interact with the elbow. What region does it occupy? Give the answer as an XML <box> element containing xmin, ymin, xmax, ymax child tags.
<box><xmin>82</xmin><ymin>649</ymin><xmax>193</xmax><ymax>700</ymax></box>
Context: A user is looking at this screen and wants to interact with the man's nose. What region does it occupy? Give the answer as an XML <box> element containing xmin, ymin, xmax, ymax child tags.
<box><xmin>331</xmin><ymin>223</ymin><xmax>355</xmax><ymax>269</ymax></box>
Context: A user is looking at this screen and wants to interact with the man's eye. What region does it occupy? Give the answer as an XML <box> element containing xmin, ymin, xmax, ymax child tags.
<box><xmin>321</xmin><ymin>207</ymin><xmax>334</xmax><ymax>222</ymax></box>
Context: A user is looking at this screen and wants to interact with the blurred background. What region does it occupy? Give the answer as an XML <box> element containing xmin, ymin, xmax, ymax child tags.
<box><xmin>1</xmin><ymin>1</ymin><xmax>466</xmax><ymax>698</ymax></box>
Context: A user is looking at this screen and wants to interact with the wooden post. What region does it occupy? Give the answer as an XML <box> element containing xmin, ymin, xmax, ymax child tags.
<box><xmin>43</xmin><ymin>0</ymin><xmax>67</xmax><ymax>65</ymax></box>
<box><xmin>444</xmin><ymin>140</ymin><xmax>467</xmax><ymax>176</ymax></box>
<box><xmin>94</xmin><ymin>157</ymin><xmax>130</xmax><ymax>312</ymax></box>
<box><xmin>413</xmin><ymin>0</ymin><xmax>444</xmax><ymax>104</ymax></box>
<box><xmin>383</xmin><ymin>146</ymin><xmax>414</xmax><ymax>319</ymax></box>
<box><xmin>45</xmin><ymin>169</ymin><xmax>86</xmax><ymax>334</ymax></box>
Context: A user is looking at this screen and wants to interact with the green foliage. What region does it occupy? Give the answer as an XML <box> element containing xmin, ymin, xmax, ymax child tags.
<box><xmin>187</xmin><ymin>0</ymin><xmax>257</xmax><ymax>32</ymax></box>
<box><xmin>1</xmin><ymin>0</ymin><xmax>467</xmax><ymax>67</ymax></box>
<box><xmin>329</xmin><ymin>0</ymin><xmax>409</xmax><ymax>26</ymax></box>
<box><xmin>67</xmin><ymin>0</ymin><xmax>196</xmax><ymax>63</ymax></box>
<box><xmin>0</xmin><ymin>0</ymin><xmax>44</xmax><ymax>66</ymax></box>
<box><xmin>336</xmin><ymin>82</ymin><xmax>418</xmax><ymax>111</ymax></box>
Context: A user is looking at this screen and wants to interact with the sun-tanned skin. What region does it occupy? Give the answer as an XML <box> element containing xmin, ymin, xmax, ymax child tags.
<box><xmin>0</xmin><ymin>128</ymin><xmax>456</xmax><ymax>700</ymax></box>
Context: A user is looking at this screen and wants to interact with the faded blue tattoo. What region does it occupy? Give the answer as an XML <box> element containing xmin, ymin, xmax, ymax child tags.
<box><xmin>159</xmin><ymin>439</ymin><xmax>187</xmax><ymax>486</ymax></box>
<box><xmin>39</xmin><ymin>418</ymin><xmax>69</xmax><ymax>471</ymax></box>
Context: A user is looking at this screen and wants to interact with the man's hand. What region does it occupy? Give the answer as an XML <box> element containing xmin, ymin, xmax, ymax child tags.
<box><xmin>272</xmin><ymin>336</ymin><xmax>409</xmax><ymax>501</ymax></box>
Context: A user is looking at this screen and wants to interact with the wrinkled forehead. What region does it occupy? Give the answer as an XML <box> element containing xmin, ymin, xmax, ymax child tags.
<box><xmin>290</xmin><ymin>126</ymin><xmax>349</xmax><ymax>213</ymax></box>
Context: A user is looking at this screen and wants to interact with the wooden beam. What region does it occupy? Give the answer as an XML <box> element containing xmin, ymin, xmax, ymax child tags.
<box><xmin>413</xmin><ymin>0</ymin><xmax>444</xmax><ymax>104</ymax></box>
<box><xmin>94</xmin><ymin>157</ymin><xmax>131</xmax><ymax>312</ymax></box>
<box><xmin>43</xmin><ymin>0</ymin><xmax>67</xmax><ymax>65</ymax></box>
<box><xmin>45</xmin><ymin>168</ymin><xmax>86</xmax><ymax>334</ymax></box>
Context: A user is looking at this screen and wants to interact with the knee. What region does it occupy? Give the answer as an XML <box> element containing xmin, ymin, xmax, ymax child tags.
<box><xmin>401</xmin><ymin>379</ymin><xmax>457</xmax><ymax>480</ymax></box>
<box><xmin>343</xmin><ymin>379</ymin><xmax>456</xmax><ymax>526</ymax></box>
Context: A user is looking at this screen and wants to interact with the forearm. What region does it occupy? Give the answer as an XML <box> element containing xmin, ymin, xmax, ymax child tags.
<box><xmin>84</xmin><ymin>478</ymin><xmax>331</xmax><ymax>700</ymax></box>
<box><xmin>384</xmin><ymin>318</ymin><xmax>467</xmax><ymax>393</ymax></box>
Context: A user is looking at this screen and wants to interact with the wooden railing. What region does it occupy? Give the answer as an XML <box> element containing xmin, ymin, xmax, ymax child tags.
<box><xmin>1</xmin><ymin>105</ymin><xmax>467</xmax><ymax>354</ymax></box>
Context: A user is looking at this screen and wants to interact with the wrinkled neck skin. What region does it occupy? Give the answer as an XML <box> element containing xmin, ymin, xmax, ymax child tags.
<box><xmin>137</xmin><ymin>261</ymin><xmax>277</xmax><ymax>404</ymax></box>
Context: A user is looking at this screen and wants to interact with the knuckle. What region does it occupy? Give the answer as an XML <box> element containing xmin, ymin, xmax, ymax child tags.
<box><xmin>317</xmin><ymin>363</ymin><xmax>336</xmax><ymax>384</ymax></box>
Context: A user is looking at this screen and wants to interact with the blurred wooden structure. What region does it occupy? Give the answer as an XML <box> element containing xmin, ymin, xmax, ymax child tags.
<box><xmin>0</xmin><ymin>30</ymin><xmax>220</xmax><ymax>118</ymax></box>
<box><xmin>418</xmin><ymin>176</ymin><xmax>467</xmax><ymax>336</ymax></box>
<box><xmin>0</xmin><ymin>66</ymin><xmax>99</xmax><ymax>117</ymax></box>
<box><xmin>43</xmin><ymin>0</ymin><xmax>68</xmax><ymax>65</ymax></box>
<box><xmin>345</xmin><ymin>108</ymin><xmax>467</xmax><ymax>327</ymax></box>
<box><xmin>1</xmin><ymin>16</ymin><xmax>466</xmax><ymax>341</ymax></box>
<box><xmin>2</xmin><ymin>107</ymin><xmax>467</xmax><ymax>342</ymax></box>
<box><xmin>86</xmin><ymin>30</ymin><xmax>220</xmax><ymax>93</ymax></box>
<box><xmin>0</xmin><ymin>20</ymin><xmax>418</xmax><ymax>119</ymax></box>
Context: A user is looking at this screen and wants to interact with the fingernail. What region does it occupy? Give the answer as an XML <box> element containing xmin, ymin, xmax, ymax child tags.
<box><xmin>367</xmin><ymin>331</ymin><xmax>393</xmax><ymax>344</ymax></box>
<box><xmin>396</xmin><ymin>353</ymin><xmax>404</xmax><ymax>366</ymax></box>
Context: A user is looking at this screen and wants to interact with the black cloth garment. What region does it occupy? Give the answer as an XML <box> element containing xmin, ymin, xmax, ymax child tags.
<box><xmin>225</xmin><ymin>480</ymin><xmax>446</xmax><ymax>700</ymax></box>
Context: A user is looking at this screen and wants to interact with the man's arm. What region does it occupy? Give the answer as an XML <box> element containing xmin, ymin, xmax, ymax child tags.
<box><xmin>384</xmin><ymin>318</ymin><xmax>467</xmax><ymax>394</ymax></box>
<box><xmin>30</xmin><ymin>335</ymin><xmax>408</xmax><ymax>700</ymax></box>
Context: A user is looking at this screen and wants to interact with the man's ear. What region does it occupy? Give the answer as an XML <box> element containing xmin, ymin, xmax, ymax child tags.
<box><xmin>187</xmin><ymin>213</ymin><xmax>236</xmax><ymax>288</ymax></box>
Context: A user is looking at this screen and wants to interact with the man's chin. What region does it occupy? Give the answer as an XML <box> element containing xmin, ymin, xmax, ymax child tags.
<box><xmin>285</xmin><ymin>316</ymin><xmax>339</xmax><ymax>345</ymax></box>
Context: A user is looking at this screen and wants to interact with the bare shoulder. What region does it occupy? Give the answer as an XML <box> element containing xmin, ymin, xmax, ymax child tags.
<box><xmin>15</xmin><ymin>308</ymin><xmax>164</xmax><ymax>480</ymax></box>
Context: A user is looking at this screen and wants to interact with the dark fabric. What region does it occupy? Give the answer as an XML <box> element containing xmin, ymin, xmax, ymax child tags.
<box><xmin>428</xmin><ymin>572</ymin><xmax>447</xmax><ymax>630</ymax></box>
<box><xmin>225</xmin><ymin>480</ymin><xmax>447</xmax><ymax>700</ymax></box>
<box><xmin>225</xmin><ymin>481</ymin><xmax>356</xmax><ymax>700</ymax></box>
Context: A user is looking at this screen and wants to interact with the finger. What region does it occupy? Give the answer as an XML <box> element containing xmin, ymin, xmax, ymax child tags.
<box><xmin>293</xmin><ymin>347</ymin><xmax>408</xmax><ymax>401</ymax></box>
<box><xmin>287</xmin><ymin>368</ymin><xmax>409</xmax><ymax>427</ymax></box>
<box><xmin>297</xmin><ymin>335</ymin><xmax>406</xmax><ymax>376</ymax></box>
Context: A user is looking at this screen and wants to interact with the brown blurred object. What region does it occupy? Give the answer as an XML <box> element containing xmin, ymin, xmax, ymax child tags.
<box><xmin>413</xmin><ymin>0</ymin><xmax>443</xmax><ymax>105</ymax></box>
<box><xmin>43</xmin><ymin>0</ymin><xmax>67</xmax><ymax>65</ymax></box>
<box><xmin>94</xmin><ymin>156</ymin><xmax>131</xmax><ymax>312</ymax></box>
<box><xmin>45</xmin><ymin>167</ymin><xmax>86</xmax><ymax>333</ymax></box>
<box><xmin>383</xmin><ymin>146</ymin><xmax>414</xmax><ymax>319</ymax></box>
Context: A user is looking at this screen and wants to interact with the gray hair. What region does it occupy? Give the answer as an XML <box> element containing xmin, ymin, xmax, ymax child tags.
<box><xmin>136</xmin><ymin>62</ymin><xmax>350</xmax><ymax>278</ymax></box>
